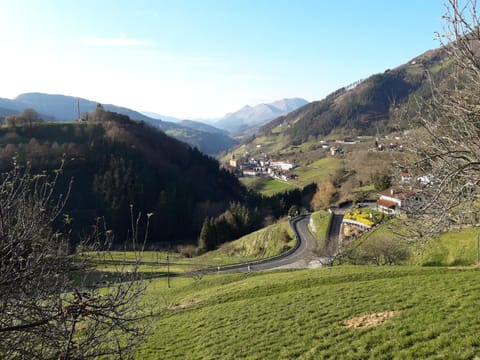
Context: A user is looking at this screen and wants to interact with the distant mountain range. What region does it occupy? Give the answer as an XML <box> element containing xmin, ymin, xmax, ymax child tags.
<box><xmin>0</xmin><ymin>93</ymin><xmax>153</xmax><ymax>122</ymax></box>
<box><xmin>214</xmin><ymin>98</ymin><xmax>309</xmax><ymax>137</ymax></box>
<box><xmin>140</xmin><ymin>111</ymin><xmax>183</xmax><ymax>123</ymax></box>
<box><xmin>0</xmin><ymin>93</ymin><xmax>309</xmax><ymax>153</ymax></box>
<box><xmin>0</xmin><ymin>93</ymin><xmax>236</xmax><ymax>155</ymax></box>
<box><xmin>141</xmin><ymin>98</ymin><xmax>310</xmax><ymax>138</ymax></box>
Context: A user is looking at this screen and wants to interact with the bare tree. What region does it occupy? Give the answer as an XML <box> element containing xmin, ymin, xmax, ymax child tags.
<box><xmin>4</xmin><ymin>109</ymin><xmax>43</xmax><ymax>127</ymax></box>
<box><xmin>0</xmin><ymin>162</ymin><xmax>150</xmax><ymax>359</ymax></box>
<box><xmin>404</xmin><ymin>0</ymin><xmax>480</xmax><ymax>237</ymax></box>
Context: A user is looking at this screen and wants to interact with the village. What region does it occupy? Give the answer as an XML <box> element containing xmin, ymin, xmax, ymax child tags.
<box><xmin>224</xmin><ymin>134</ymin><xmax>405</xmax><ymax>183</ymax></box>
<box><xmin>223</xmin><ymin>133</ymin><xmax>430</xmax><ymax>245</ymax></box>
<box><xmin>225</xmin><ymin>153</ymin><xmax>298</xmax><ymax>181</ymax></box>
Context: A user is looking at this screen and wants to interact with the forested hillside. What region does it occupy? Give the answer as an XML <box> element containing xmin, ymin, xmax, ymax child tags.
<box><xmin>257</xmin><ymin>48</ymin><xmax>450</xmax><ymax>145</ymax></box>
<box><xmin>0</xmin><ymin>117</ymin><xmax>245</xmax><ymax>245</ymax></box>
<box><xmin>0</xmin><ymin>113</ymin><xmax>315</xmax><ymax>246</ymax></box>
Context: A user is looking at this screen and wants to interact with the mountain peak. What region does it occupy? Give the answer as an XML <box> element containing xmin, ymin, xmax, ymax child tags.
<box><xmin>215</xmin><ymin>98</ymin><xmax>308</xmax><ymax>136</ymax></box>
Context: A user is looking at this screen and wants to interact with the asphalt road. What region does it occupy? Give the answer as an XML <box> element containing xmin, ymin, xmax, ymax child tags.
<box><xmin>214</xmin><ymin>215</ymin><xmax>331</xmax><ymax>273</ymax></box>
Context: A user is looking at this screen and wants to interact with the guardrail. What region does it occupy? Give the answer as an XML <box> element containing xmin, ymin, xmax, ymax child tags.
<box><xmin>341</xmin><ymin>218</ymin><xmax>372</xmax><ymax>230</ymax></box>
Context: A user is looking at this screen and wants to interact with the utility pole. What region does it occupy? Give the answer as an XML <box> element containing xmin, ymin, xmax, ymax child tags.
<box><xmin>167</xmin><ymin>254</ymin><xmax>170</xmax><ymax>288</ymax></box>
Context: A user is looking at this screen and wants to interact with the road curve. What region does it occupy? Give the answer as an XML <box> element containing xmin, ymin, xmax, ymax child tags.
<box><xmin>213</xmin><ymin>215</ymin><xmax>323</xmax><ymax>273</ymax></box>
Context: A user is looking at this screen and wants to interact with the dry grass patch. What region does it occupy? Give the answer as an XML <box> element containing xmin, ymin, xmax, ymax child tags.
<box><xmin>169</xmin><ymin>298</ymin><xmax>198</xmax><ymax>311</ymax></box>
<box><xmin>343</xmin><ymin>310</ymin><xmax>399</xmax><ymax>329</ymax></box>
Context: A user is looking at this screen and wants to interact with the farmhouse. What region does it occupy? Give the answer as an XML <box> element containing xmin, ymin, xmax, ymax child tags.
<box><xmin>280</xmin><ymin>173</ymin><xmax>296</xmax><ymax>181</ymax></box>
<box><xmin>330</xmin><ymin>146</ymin><xmax>343</xmax><ymax>156</ymax></box>
<box><xmin>376</xmin><ymin>187</ymin><xmax>415</xmax><ymax>215</ymax></box>
<box><xmin>400</xmin><ymin>172</ymin><xmax>412</xmax><ymax>182</ymax></box>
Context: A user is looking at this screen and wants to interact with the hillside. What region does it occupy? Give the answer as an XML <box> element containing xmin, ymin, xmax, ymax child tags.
<box><xmin>0</xmin><ymin>93</ymin><xmax>237</xmax><ymax>155</ymax></box>
<box><xmin>0</xmin><ymin>107</ymin><xmax>19</xmax><ymax>118</ymax></box>
<box><xmin>223</xmin><ymin>47</ymin><xmax>451</xmax><ymax>203</ymax></box>
<box><xmin>137</xmin><ymin>266</ymin><xmax>480</xmax><ymax>358</ymax></box>
<box><xmin>0</xmin><ymin>118</ymin><xmax>245</xmax><ymax>244</ymax></box>
<box><xmin>254</xmin><ymin>47</ymin><xmax>449</xmax><ymax>145</ymax></box>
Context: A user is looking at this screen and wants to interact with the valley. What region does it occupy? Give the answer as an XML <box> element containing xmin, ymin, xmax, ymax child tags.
<box><xmin>4</xmin><ymin>1</ymin><xmax>480</xmax><ymax>357</ymax></box>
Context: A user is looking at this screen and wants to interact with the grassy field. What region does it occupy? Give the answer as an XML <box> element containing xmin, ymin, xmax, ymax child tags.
<box><xmin>417</xmin><ymin>227</ymin><xmax>480</xmax><ymax>266</ymax></box>
<box><xmin>89</xmin><ymin>219</ymin><xmax>297</xmax><ymax>275</ymax></box>
<box><xmin>349</xmin><ymin>218</ymin><xmax>480</xmax><ymax>267</ymax></box>
<box><xmin>240</xmin><ymin>176</ymin><xmax>297</xmax><ymax>196</ymax></box>
<box><xmin>353</xmin><ymin>184</ymin><xmax>375</xmax><ymax>193</ymax></box>
<box><xmin>308</xmin><ymin>210</ymin><xmax>332</xmax><ymax>248</ymax></box>
<box><xmin>294</xmin><ymin>157</ymin><xmax>340</xmax><ymax>186</ymax></box>
<box><xmin>203</xmin><ymin>218</ymin><xmax>294</xmax><ymax>263</ymax></box>
<box><xmin>86</xmin><ymin>217</ymin><xmax>480</xmax><ymax>358</ymax></box>
<box><xmin>240</xmin><ymin>176</ymin><xmax>298</xmax><ymax>196</ymax></box>
<box><xmin>257</xmin><ymin>178</ymin><xmax>298</xmax><ymax>195</ymax></box>
<box><xmin>135</xmin><ymin>265</ymin><xmax>480</xmax><ymax>359</ymax></box>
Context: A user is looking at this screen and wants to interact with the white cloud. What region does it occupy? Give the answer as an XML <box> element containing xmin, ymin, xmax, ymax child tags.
<box><xmin>77</xmin><ymin>33</ymin><xmax>153</xmax><ymax>47</ymax></box>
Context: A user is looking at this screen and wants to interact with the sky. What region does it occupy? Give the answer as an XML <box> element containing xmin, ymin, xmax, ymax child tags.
<box><xmin>0</xmin><ymin>0</ymin><xmax>448</xmax><ymax>119</ymax></box>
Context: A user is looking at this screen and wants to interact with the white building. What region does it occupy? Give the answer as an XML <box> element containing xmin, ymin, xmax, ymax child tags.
<box><xmin>270</xmin><ymin>160</ymin><xmax>295</xmax><ymax>171</ymax></box>
<box><xmin>376</xmin><ymin>187</ymin><xmax>415</xmax><ymax>215</ymax></box>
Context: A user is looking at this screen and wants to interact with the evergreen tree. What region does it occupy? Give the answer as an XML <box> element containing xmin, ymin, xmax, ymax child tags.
<box><xmin>198</xmin><ymin>218</ymin><xmax>216</xmax><ymax>252</ymax></box>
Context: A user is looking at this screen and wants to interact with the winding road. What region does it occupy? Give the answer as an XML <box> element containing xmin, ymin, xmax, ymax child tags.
<box><xmin>215</xmin><ymin>213</ymin><xmax>342</xmax><ymax>273</ymax></box>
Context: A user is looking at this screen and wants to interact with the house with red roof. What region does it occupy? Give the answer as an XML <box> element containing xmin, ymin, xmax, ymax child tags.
<box><xmin>376</xmin><ymin>187</ymin><xmax>415</xmax><ymax>215</ymax></box>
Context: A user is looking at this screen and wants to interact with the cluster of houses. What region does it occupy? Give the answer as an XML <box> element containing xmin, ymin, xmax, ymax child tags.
<box><xmin>342</xmin><ymin>171</ymin><xmax>427</xmax><ymax>241</ymax></box>
<box><xmin>321</xmin><ymin>138</ymin><xmax>360</xmax><ymax>157</ymax></box>
<box><xmin>226</xmin><ymin>154</ymin><xmax>297</xmax><ymax>181</ymax></box>
<box><xmin>376</xmin><ymin>171</ymin><xmax>434</xmax><ymax>215</ymax></box>
<box><xmin>341</xmin><ymin>184</ymin><xmax>418</xmax><ymax>242</ymax></box>
<box><xmin>370</xmin><ymin>135</ymin><xmax>404</xmax><ymax>152</ymax></box>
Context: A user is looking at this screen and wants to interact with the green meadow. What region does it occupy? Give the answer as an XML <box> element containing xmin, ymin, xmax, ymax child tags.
<box><xmin>293</xmin><ymin>157</ymin><xmax>340</xmax><ymax>186</ymax></box>
<box><xmin>240</xmin><ymin>157</ymin><xmax>340</xmax><ymax>196</ymax></box>
<box><xmin>90</xmin><ymin>216</ymin><xmax>480</xmax><ymax>359</ymax></box>
<box><xmin>136</xmin><ymin>265</ymin><xmax>480</xmax><ymax>359</ymax></box>
<box><xmin>89</xmin><ymin>219</ymin><xmax>295</xmax><ymax>276</ymax></box>
<box><xmin>308</xmin><ymin>210</ymin><xmax>332</xmax><ymax>248</ymax></box>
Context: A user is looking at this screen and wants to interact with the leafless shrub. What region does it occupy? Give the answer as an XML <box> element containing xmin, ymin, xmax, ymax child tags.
<box><xmin>0</xmin><ymin>162</ymin><xmax>150</xmax><ymax>359</ymax></box>
<box><xmin>403</xmin><ymin>0</ymin><xmax>480</xmax><ymax>238</ymax></box>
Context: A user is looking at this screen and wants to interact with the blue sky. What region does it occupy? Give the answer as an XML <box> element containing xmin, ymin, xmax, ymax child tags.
<box><xmin>0</xmin><ymin>0</ymin><xmax>446</xmax><ymax>119</ymax></box>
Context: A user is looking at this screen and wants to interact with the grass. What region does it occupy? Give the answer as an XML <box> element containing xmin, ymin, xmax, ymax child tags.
<box><xmin>293</xmin><ymin>157</ymin><xmax>340</xmax><ymax>186</ymax></box>
<box><xmin>135</xmin><ymin>265</ymin><xmax>480</xmax><ymax>359</ymax></box>
<box><xmin>353</xmin><ymin>184</ymin><xmax>375</xmax><ymax>192</ymax></box>
<box><xmin>350</xmin><ymin>217</ymin><xmax>480</xmax><ymax>267</ymax></box>
<box><xmin>249</xmin><ymin>134</ymin><xmax>289</xmax><ymax>154</ymax></box>
<box><xmin>85</xmin><ymin>251</ymin><xmax>200</xmax><ymax>275</ymax></box>
<box><xmin>240</xmin><ymin>176</ymin><xmax>299</xmax><ymax>196</ymax></box>
<box><xmin>257</xmin><ymin>178</ymin><xmax>298</xmax><ymax>195</ymax></box>
<box><xmin>418</xmin><ymin>227</ymin><xmax>480</xmax><ymax>267</ymax></box>
<box><xmin>308</xmin><ymin>210</ymin><xmax>332</xmax><ymax>248</ymax></box>
<box><xmin>88</xmin><ymin>219</ymin><xmax>296</xmax><ymax>274</ymax></box>
<box><xmin>201</xmin><ymin>219</ymin><xmax>294</xmax><ymax>264</ymax></box>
